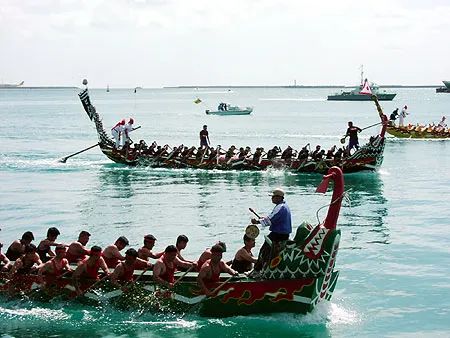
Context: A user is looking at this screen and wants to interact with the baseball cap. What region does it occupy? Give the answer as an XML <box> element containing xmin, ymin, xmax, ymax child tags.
<box><xmin>270</xmin><ymin>188</ymin><xmax>285</xmax><ymax>197</ymax></box>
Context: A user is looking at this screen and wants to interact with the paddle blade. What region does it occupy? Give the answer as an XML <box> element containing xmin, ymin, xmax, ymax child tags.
<box><xmin>316</xmin><ymin>175</ymin><xmax>332</xmax><ymax>193</ymax></box>
<box><xmin>59</xmin><ymin>158</ymin><xmax>67</xmax><ymax>163</ymax></box>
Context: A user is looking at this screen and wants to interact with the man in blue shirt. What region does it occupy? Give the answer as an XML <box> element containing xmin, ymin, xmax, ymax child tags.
<box><xmin>251</xmin><ymin>188</ymin><xmax>292</xmax><ymax>272</ymax></box>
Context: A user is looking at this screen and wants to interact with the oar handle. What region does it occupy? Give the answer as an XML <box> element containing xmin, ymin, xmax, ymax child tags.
<box><xmin>132</xmin><ymin>126</ymin><xmax>141</xmax><ymax>131</ymax></box>
<box><xmin>360</xmin><ymin>121</ymin><xmax>382</xmax><ymax>131</ymax></box>
<box><xmin>249</xmin><ymin>207</ymin><xmax>261</xmax><ymax>218</ymax></box>
<box><xmin>173</xmin><ymin>265</ymin><xmax>194</xmax><ymax>286</ymax></box>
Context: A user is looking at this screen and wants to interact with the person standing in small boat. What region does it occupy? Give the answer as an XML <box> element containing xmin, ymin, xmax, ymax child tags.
<box><xmin>399</xmin><ymin>105</ymin><xmax>409</xmax><ymax>127</ymax></box>
<box><xmin>111</xmin><ymin>119</ymin><xmax>125</xmax><ymax>149</ymax></box>
<box><xmin>346</xmin><ymin>121</ymin><xmax>362</xmax><ymax>152</ymax></box>
<box><xmin>199</xmin><ymin>125</ymin><xmax>210</xmax><ymax>148</ymax></box>
<box><xmin>251</xmin><ymin>188</ymin><xmax>292</xmax><ymax>272</ymax></box>
<box><xmin>437</xmin><ymin>116</ymin><xmax>447</xmax><ymax>131</ymax></box>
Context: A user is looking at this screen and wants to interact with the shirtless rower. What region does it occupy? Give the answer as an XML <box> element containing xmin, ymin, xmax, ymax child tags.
<box><xmin>196</xmin><ymin>241</ymin><xmax>226</xmax><ymax>271</ymax></box>
<box><xmin>5</xmin><ymin>231</ymin><xmax>35</xmax><ymax>261</ymax></box>
<box><xmin>110</xmin><ymin>248</ymin><xmax>152</xmax><ymax>287</ymax></box>
<box><xmin>38</xmin><ymin>245</ymin><xmax>71</xmax><ymax>287</ymax></box>
<box><xmin>231</xmin><ymin>235</ymin><xmax>258</xmax><ymax>273</ymax></box>
<box><xmin>138</xmin><ymin>234</ymin><xmax>163</xmax><ymax>261</ymax></box>
<box><xmin>9</xmin><ymin>243</ymin><xmax>41</xmax><ymax>274</ymax></box>
<box><xmin>37</xmin><ymin>227</ymin><xmax>65</xmax><ymax>262</ymax></box>
<box><xmin>0</xmin><ymin>242</ymin><xmax>12</xmax><ymax>272</ymax></box>
<box><xmin>153</xmin><ymin>245</ymin><xmax>194</xmax><ymax>288</ymax></box>
<box><xmin>72</xmin><ymin>246</ymin><xmax>109</xmax><ymax>294</ymax></box>
<box><xmin>102</xmin><ymin>236</ymin><xmax>129</xmax><ymax>268</ymax></box>
<box><xmin>197</xmin><ymin>244</ymin><xmax>238</xmax><ymax>296</ymax></box>
<box><xmin>66</xmin><ymin>231</ymin><xmax>91</xmax><ymax>264</ymax></box>
<box><xmin>175</xmin><ymin>235</ymin><xmax>194</xmax><ymax>265</ymax></box>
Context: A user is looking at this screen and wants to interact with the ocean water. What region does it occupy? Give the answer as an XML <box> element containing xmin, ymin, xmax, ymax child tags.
<box><xmin>0</xmin><ymin>87</ymin><xmax>449</xmax><ymax>337</ymax></box>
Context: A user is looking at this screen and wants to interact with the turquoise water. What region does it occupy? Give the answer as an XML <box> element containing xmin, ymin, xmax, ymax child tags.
<box><xmin>0</xmin><ymin>87</ymin><xmax>449</xmax><ymax>337</ymax></box>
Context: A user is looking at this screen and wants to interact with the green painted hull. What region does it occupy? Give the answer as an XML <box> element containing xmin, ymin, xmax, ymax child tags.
<box><xmin>387</xmin><ymin>126</ymin><xmax>450</xmax><ymax>139</ymax></box>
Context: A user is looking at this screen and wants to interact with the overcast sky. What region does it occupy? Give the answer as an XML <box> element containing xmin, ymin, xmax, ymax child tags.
<box><xmin>1</xmin><ymin>0</ymin><xmax>449</xmax><ymax>87</ymax></box>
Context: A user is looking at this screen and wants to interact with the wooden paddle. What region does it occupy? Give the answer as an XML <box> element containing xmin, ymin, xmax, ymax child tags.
<box><xmin>59</xmin><ymin>126</ymin><xmax>141</xmax><ymax>163</ymax></box>
<box><xmin>173</xmin><ymin>265</ymin><xmax>194</xmax><ymax>287</ymax></box>
<box><xmin>249</xmin><ymin>207</ymin><xmax>261</xmax><ymax>218</ymax></box>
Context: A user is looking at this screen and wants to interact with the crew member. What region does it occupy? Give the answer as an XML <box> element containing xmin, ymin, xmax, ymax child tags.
<box><xmin>38</xmin><ymin>245</ymin><xmax>71</xmax><ymax>287</ymax></box>
<box><xmin>66</xmin><ymin>231</ymin><xmax>91</xmax><ymax>264</ymax></box>
<box><xmin>200</xmin><ymin>125</ymin><xmax>210</xmax><ymax>148</ymax></box>
<box><xmin>6</xmin><ymin>231</ymin><xmax>35</xmax><ymax>261</ymax></box>
<box><xmin>110</xmin><ymin>248</ymin><xmax>152</xmax><ymax>287</ymax></box>
<box><xmin>153</xmin><ymin>245</ymin><xmax>195</xmax><ymax>288</ymax></box>
<box><xmin>346</xmin><ymin>121</ymin><xmax>362</xmax><ymax>151</ymax></box>
<box><xmin>231</xmin><ymin>235</ymin><xmax>258</xmax><ymax>273</ymax></box>
<box><xmin>251</xmin><ymin>188</ymin><xmax>292</xmax><ymax>272</ymax></box>
<box><xmin>111</xmin><ymin>119</ymin><xmax>125</xmax><ymax>149</ymax></box>
<box><xmin>197</xmin><ymin>244</ymin><xmax>238</xmax><ymax>296</ymax></box>
<box><xmin>122</xmin><ymin>118</ymin><xmax>135</xmax><ymax>147</ymax></box>
<box><xmin>399</xmin><ymin>105</ymin><xmax>409</xmax><ymax>127</ymax></box>
<box><xmin>138</xmin><ymin>234</ymin><xmax>163</xmax><ymax>261</ymax></box>
<box><xmin>0</xmin><ymin>242</ymin><xmax>11</xmax><ymax>272</ymax></box>
<box><xmin>72</xmin><ymin>246</ymin><xmax>109</xmax><ymax>281</ymax></box>
<box><xmin>37</xmin><ymin>227</ymin><xmax>64</xmax><ymax>262</ymax></box>
<box><xmin>196</xmin><ymin>241</ymin><xmax>227</xmax><ymax>271</ymax></box>
<box><xmin>102</xmin><ymin>236</ymin><xmax>129</xmax><ymax>268</ymax></box>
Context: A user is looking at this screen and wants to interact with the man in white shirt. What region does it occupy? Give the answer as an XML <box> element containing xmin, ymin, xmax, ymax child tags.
<box><xmin>111</xmin><ymin>119</ymin><xmax>125</xmax><ymax>148</ymax></box>
<box><xmin>122</xmin><ymin>118</ymin><xmax>135</xmax><ymax>147</ymax></box>
<box><xmin>399</xmin><ymin>105</ymin><xmax>409</xmax><ymax>127</ymax></box>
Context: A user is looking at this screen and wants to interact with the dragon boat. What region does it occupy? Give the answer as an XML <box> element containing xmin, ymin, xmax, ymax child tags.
<box><xmin>386</xmin><ymin>124</ymin><xmax>450</xmax><ymax>139</ymax></box>
<box><xmin>0</xmin><ymin>167</ymin><xmax>344</xmax><ymax>317</ymax></box>
<box><xmin>79</xmin><ymin>87</ymin><xmax>388</xmax><ymax>173</ymax></box>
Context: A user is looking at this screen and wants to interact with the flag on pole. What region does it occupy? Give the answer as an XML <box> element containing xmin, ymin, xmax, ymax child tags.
<box><xmin>359</xmin><ymin>78</ymin><xmax>372</xmax><ymax>95</ymax></box>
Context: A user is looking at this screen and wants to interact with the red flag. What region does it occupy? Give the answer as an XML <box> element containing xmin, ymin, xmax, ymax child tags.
<box><xmin>359</xmin><ymin>79</ymin><xmax>372</xmax><ymax>95</ymax></box>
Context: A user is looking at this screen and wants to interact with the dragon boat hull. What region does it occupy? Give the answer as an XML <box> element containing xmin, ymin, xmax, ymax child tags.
<box><xmin>386</xmin><ymin>126</ymin><xmax>450</xmax><ymax>139</ymax></box>
<box><xmin>79</xmin><ymin>88</ymin><xmax>388</xmax><ymax>174</ymax></box>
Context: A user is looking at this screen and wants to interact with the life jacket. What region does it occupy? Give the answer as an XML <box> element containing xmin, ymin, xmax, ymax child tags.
<box><xmin>160</xmin><ymin>256</ymin><xmax>176</xmax><ymax>284</ymax></box>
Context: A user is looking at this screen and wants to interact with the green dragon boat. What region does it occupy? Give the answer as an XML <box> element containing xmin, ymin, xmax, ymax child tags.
<box><xmin>0</xmin><ymin>167</ymin><xmax>344</xmax><ymax>317</ymax></box>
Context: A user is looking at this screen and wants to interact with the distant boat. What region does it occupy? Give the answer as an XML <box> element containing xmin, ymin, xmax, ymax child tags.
<box><xmin>327</xmin><ymin>67</ymin><xmax>396</xmax><ymax>101</ymax></box>
<box><xmin>0</xmin><ymin>81</ymin><xmax>24</xmax><ymax>88</ymax></box>
<box><xmin>206</xmin><ymin>103</ymin><xmax>253</xmax><ymax>116</ymax></box>
<box><xmin>106</xmin><ymin>85</ymin><xmax>110</xmax><ymax>92</ymax></box>
<box><xmin>436</xmin><ymin>81</ymin><xmax>450</xmax><ymax>93</ymax></box>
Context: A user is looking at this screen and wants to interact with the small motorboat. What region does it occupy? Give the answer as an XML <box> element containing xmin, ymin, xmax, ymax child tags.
<box><xmin>206</xmin><ymin>103</ymin><xmax>253</xmax><ymax>115</ymax></box>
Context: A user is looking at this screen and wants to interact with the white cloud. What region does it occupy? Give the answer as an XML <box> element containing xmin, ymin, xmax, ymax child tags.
<box><xmin>0</xmin><ymin>0</ymin><xmax>449</xmax><ymax>86</ymax></box>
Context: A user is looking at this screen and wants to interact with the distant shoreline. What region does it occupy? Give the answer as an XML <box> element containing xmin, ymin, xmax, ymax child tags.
<box><xmin>166</xmin><ymin>85</ymin><xmax>440</xmax><ymax>89</ymax></box>
<box><xmin>0</xmin><ymin>85</ymin><xmax>442</xmax><ymax>90</ymax></box>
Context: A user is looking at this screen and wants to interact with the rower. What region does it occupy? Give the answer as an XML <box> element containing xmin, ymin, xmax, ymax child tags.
<box><xmin>5</xmin><ymin>231</ymin><xmax>35</xmax><ymax>261</ymax></box>
<box><xmin>0</xmin><ymin>242</ymin><xmax>12</xmax><ymax>272</ymax></box>
<box><xmin>37</xmin><ymin>227</ymin><xmax>64</xmax><ymax>262</ymax></box>
<box><xmin>38</xmin><ymin>245</ymin><xmax>71</xmax><ymax>287</ymax></box>
<box><xmin>311</xmin><ymin>145</ymin><xmax>321</xmax><ymax>161</ymax></box>
<box><xmin>102</xmin><ymin>236</ymin><xmax>129</xmax><ymax>268</ymax></box>
<box><xmin>231</xmin><ymin>235</ymin><xmax>258</xmax><ymax>273</ymax></box>
<box><xmin>153</xmin><ymin>245</ymin><xmax>195</xmax><ymax>288</ymax></box>
<box><xmin>9</xmin><ymin>244</ymin><xmax>42</xmax><ymax>278</ymax></box>
<box><xmin>8</xmin><ymin>244</ymin><xmax>42</xmax><ymax>295</ymax></box>
<box><xmin>66</xmin><ymin>231</ymin><xmax>91</xmax><ymax>264</ymax></box>
<box><xmin>197</xmin><ymin>244</ymin><xmax>238</xmax><ymax>296</ymax></box>
<box><xmin>110</xmin><ymin>248</ymin><xmax>152</xmax><ymax>287</ymax></box>
<box><xmin>138</xmin><ymin>234</ymin><xmax>163</xmax><ymax>261</ymax></box>
<box><xmin>252</xmin><ymin>147</ymin><xmax>263</xmax><ymax>164</ymax></box>
<box><xmin>326</xmin><ymin>145</ymin><xmax>336</xmax><ymax>160</ymax></box>
<box><xmin>281</xmin><ymin>146</ymin><xmax>293</xmax><ymax>160</ymax></box>
<box><xmin>297</xmin><ymin>145</ymin><xmax>309</xmax><ymax>160</ymax></box>
<box><xmin>196</xmin><ymin>241</ymin><xmax>227</xmax><ymax>271</ymax></box>
<box><xmin>72</xmin><ymin>246</ymin><xmax>109</xmax><ymax>282</ymax></box>
<box><xmin>175</xmin><ymin>235</ymin><xmax>194</xmax><ymax>265</ymax></box>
